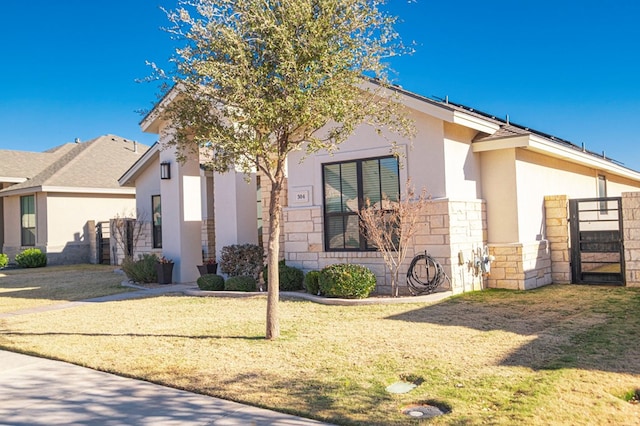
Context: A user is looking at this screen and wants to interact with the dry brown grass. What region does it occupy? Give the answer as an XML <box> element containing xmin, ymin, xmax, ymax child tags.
<box><xmin>0</xmin><ymin>277</ymin><xmax>639</xmax><ymax>425</ymax></box>
<box><xmin>0</xmin><ymin>264</ymin><xmax>132</xmax><ymax>313</ymax></box>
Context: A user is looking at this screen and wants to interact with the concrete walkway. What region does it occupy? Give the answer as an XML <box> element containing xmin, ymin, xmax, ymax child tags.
<box><xmin>0</xmin><ymin>350</ymin><xmax>332</xmax><ymax>425</ymax></box>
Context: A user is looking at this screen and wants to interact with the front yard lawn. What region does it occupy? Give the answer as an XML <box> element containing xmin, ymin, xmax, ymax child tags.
<box><xmin>0</xmin><ymin>264</ymin><xmax>132</xmax><ymax>313</ymax></box>
<box><xmin>0</xmin><ymin>274</ymin><xmax>638</xmax><ymax>424</ymax></box>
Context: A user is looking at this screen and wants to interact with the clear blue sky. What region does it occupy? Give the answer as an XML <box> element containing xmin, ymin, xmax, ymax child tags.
<box><xmin>1</xmin><ymin>1</ymin><xmax>639</xmax><ymax>170</ymax></box>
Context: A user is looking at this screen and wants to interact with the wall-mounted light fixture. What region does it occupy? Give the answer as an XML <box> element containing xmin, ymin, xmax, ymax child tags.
<box><xmin>160</xmin><ymin>161</ymin><xmax>171</xmax><ymax>180</ymax></box>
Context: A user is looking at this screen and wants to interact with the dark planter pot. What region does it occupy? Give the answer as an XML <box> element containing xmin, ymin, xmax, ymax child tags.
<box><xmin>197</xmin><ymin>263</ymin><xmax>218</xmax><ymax>276</ymax></box>
<box><xmin>156</xmin><ymin>262</ymin><xmax>174</xmax><ymax>285</ymax></box>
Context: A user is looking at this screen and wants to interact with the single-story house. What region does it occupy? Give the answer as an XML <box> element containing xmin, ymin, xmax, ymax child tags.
<box><xmin>130</xmin><ymin>83</ymin><xmax>640</xmax><ymax>292</ymax></box>
<box><xmin>0</xmin><ymin>135</ymin><xmax>149</xmax><ymax>265</ymax></box>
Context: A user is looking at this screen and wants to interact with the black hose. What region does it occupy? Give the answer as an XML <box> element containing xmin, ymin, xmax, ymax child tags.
<box><xmin>406</xmin><ymin>252</ymin><xmax>450</xmax><ymax>296</ymax></box>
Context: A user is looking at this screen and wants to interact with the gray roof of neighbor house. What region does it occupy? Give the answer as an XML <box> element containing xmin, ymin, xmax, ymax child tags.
<box><xmin>0</xmin><ymin>135</ymin><xmax>149</xmax><ymax>196</ymax></box>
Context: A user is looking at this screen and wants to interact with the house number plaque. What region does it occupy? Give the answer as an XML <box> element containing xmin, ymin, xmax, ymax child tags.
<box><xmin>292</xmin><ymin>186</ymin><xmax>312</xmax><ymax>206</ymax></box>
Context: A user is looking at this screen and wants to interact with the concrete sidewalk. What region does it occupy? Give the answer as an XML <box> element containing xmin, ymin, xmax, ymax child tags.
<box><xmin>0</xmin><ymin>350</ymin><xmax>332</xmax><ymax>425</ymax></box>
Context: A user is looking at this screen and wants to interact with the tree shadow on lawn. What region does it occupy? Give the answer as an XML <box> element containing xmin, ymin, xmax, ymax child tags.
<box><xmin>0</xmin><ymin>331</ymin><xmax>265</xmax><ymax>341</ymax></box>
<box><xmin>385</xmin><ymin>285</ymin><xmax>640</xmax><ymax>375</ymax></box>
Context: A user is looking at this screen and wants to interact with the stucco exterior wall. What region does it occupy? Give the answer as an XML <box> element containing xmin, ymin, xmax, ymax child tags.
<box><xmin>480</xmin><ymin>149</ymin><xmax>518</xmax><ymax>243</ymax></box>
<box><xmin>443</xmin><ymin>122</ymin><xmax>481</xmax><ymax>200</ymax></box>
<box><xmin>158</xmin><ymin>143</ymin><xmax>202</xmax><ymax>283</ymax></box>
<box><xmin>2</xmin><ymin>193</ymin><xmax>48</xmax><ymax>260</ymax></box>
<box><xmin>45</xmin><ymin>193</ymin><xmax>135</xmax><ymax>264</ymax></box>
<box><xmin>3</xmin><ymin>192</ymin><xmax>134</xmax><ymax>264</ymax></box>
<box><xmin>514</xmin><ymin>149</ymin><xmax>640</xmax><ymax>244</ymax></box>
<box><xmin>133</xmin><ymin>155</ymin><xmax>161</xmax><ymax>221</ymax></box>
<box><xmin>214</xmin><ymin>170</ymin><xmax>259</xmax><ymax>262</ymax></box>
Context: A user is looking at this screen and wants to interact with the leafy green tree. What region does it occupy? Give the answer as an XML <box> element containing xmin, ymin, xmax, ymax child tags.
<box><xmin>158</xmin><ymin>0</ymin><xmax>412</xmax><ymax>339</ymax></box>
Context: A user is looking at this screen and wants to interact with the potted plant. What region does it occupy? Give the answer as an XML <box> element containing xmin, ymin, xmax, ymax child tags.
<box><xmin>156</xmin><ymin>256</ymin><xmax>174</xmax><ymax>284</ymax></box>
<box><xmin>197</xmin><ymin>258</ymin><xmax>218</xmax><ymax>276</ymax></box>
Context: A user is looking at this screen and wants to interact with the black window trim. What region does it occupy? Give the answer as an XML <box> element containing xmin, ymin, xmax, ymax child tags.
<box><xmin>322</xmin><ymin>155</ymin><xmax>400</xmax><ymax>252</ymax></box>
<box><xmin>152</xmin><ymin>194</ymin><xmax>162</xmax><ymax>249</ymax></box>
<box><xmin>20</xmin><ymin>194</ymin><xmax>36</xmax><ymax>247</ymax></box>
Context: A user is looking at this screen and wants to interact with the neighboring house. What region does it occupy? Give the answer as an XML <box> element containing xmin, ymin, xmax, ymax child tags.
<box><xmin>131</xmin><ymin>84</ymin><xmax>640</xmax><ymax>292</ymax></box>
<box><xmin>118</xmin><ymin>141</ymin><xmax>258</xmax><ymax>284</ymax></box>
<box><xmin>0</xmin><ymin>135</ymin><xmax>148</xmax><ymax>265</ymax></box>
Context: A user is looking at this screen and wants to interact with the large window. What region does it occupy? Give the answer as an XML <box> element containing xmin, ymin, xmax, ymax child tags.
<box><xmin>152</xmin><ymin>195</ymin><xmax>162</xmax><ymax>248</ymax></box>
<box><xmin>20</xmin><ymin>195</ymin><xmax>36</xmax><ymax>246</ymax></box>
<box><xmin>323</xmin><ymin>156</ymin><xmax>400</xmax><ymax>251</ymax></box>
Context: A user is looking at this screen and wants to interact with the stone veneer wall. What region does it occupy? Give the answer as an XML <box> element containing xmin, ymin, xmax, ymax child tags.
<box><xmin>622</xmin><ymin>191</ymin><xmax>640</xmax><ymax>287</ymax></box>
<box><xmin>110</xmin><ymin>220</ymin><xmax>162</xmax><ymax>266</ymax></box>
<box><xmin>486</xmin><ymin>241</ymin><xmax>551</xmax><ymax>290</ymax></box>
<box><xmin>544</xmin><ymin>195</ymin><xmax>571</xmax><ymax>283</ymax></box>
<box><xmin>282</xmin><ymin>198</ymin><xmax>487</xmax><ymax>295</ymax></box>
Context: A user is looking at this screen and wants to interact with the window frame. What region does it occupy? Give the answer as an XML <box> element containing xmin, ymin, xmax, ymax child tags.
<box><xmin>597</xmin><ymin>175</ymin><xmax>608</xmax><ymax>214</ymax></box>
<box><xmin>322</xmin><ymin>155</ymin><xmax>400</xmax><ymax>252</ymax></box>
<box><xmin>152</xmin><ymin>195</ymin><xmax>162</xmax><ymax>249</ymax></box>
<box><xmin>20</xmin><ymin>194</ymin><xmax>36</xmax><ymax>247</ymax></box>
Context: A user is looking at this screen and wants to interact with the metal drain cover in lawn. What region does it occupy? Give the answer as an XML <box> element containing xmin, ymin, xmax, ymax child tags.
<box><xmin>403</xmin><ymin>404</ymin><xmax>448</xmax><ymax>419</ymax></box>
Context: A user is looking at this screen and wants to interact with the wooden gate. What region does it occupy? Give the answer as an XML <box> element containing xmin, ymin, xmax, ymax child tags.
<box><xmin>569</xmin><ymin>197</ymin><xmax>624</xmax><ymax>285</ymax></box>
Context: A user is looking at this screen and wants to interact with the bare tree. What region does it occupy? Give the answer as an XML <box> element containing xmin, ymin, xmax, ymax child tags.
<box><xmin>111</xmin><ymin>210</ymin><xmax>147</xmax><ymax>265</ymax></box>
<box><xmin>359</xmin><ymin>180</ymin><xmax>428</xmax><ymax>297</ymax></box>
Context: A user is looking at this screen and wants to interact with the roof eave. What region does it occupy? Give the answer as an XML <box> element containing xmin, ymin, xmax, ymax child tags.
<box><xmin>0</xmin><ymin>177</ymin><xmax>28</xmax><ymax>184</ymax></box>
<box><xmin>118</xmin><ymin>143</ymin><xmax>161</xmax><ymax>187</ymax></box>
<box><xmin>360</xmin><ymin>80</ymin><xmax>500</xmax><ymax>133</ymax></box>
<box><xmin>473</xmin><ymin>134</ymin><xmax>640</xmax><ymax>181</ymax></box>
<box><xmin>0</xmin><ymin>186</ymin><xmax>136</xmax><ymax>197</ymax></box>
<box><xmin>140</xmin><ymin>85</ymin><xmax>182</xmax><ymax>134</ymax></box>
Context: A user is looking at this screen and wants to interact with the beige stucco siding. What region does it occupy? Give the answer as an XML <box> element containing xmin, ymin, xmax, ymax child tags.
<box><xmin>3</xmin><ymin>195</ymin><xmax>22</xmax><ymax>249</ymax></box>
<box><xmin>514</xmin><ymin>149</ymin><xmax>640</xmax><ymax>242</ymax></box>
<box><xmin>443</xmin><ymin>122</ymin><xmax>481</xmax><ymax>200</ymax></box>
<box><xmin>2</xmin><ymin>193</ymin><xmax>47</xmax><ymax>250</ymax></box>
<box><xmin>480</xmin><ymin>149</ymin><xmax>518</xmax><ymax>243</ymax></box>
<box><xmin>133</xmin><ymin>156</ymin><xmax>161</xmax><ymax>219</ymax></box>
<box><xmin>46</xmin><ymin>193</ymin><xmax>135</xmax><ymax>247</ymax></box>
<box><xmin>287</xmin><ymin>109</ymin><xmax>447</xmax><ymax>208</ymax></box>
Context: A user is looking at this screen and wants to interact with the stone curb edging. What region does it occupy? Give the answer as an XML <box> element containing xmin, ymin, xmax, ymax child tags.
<box><xmin>121</xmin><ymin>281</ymin><xmax>453</xmax><ymax>306</ymax></box>
<box><xmin>183</xmin><ymin>288</ymin><xmax>453</xmax><ymax>306</ymax></box>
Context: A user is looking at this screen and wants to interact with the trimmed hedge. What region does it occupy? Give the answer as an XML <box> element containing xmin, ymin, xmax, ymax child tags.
<box><xmin>15</xmin><ymin>248</ymin><xmax>47</xmax><ymax>268</ymax></box>
<box><xmin>122</xmin><ymin>254</ymin><xmax>158</xmax><ymax>283</ymax></box>
<box><xmin>224</xmin><ymin>275</ymin><xmax>257</xmax><ymax>292</ymax></box>
<box><xmin>263</xmin><ymin>260</ymin><xmax>304</xmax><ymax>291</ymax></box>
<box><xmin>304</xmin><ymin>270</ymin><xmax>321</xmax><ymax>295</ymax></box>
<box><xmin>318</xmin><ymin>263</ymin><xmax>376</xmax><ymax>299</ymax></box>
<box><xmin>0</xmin><ymin>253</ymin><xmax>8</xmax><ymax>268</ymax></box>
<box><xmin>197</xmin><ymin>274</ymin><xmax>225</xmax><ymax>291</ymax></box>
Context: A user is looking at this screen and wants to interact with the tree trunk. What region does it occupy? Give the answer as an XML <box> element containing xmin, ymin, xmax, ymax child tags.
<box><xmin>266</xmin><ymin>172</ymin><xmax>284</xmax><ymax>340</ymax></box>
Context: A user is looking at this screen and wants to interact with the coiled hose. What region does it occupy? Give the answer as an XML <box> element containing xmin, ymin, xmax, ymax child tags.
<box><xmin>406</xmin><ymin>252</ymin><xmax>450</xmax><ymax>296</ymax></box>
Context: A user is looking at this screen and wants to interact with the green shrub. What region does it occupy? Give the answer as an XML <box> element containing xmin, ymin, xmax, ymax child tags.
<box><xmin>319</xmin><ymin>263</ymin><xmax>376</xmax><ymax>299</ymax></box>
<box><xmin>197</xmin><ymin>274</ymin><xmax>225</xmax><ymax>291</ymax></box>
<box><xmin>304</xmin><ymin>270</ymin><xmax>321</xmax><ymax>295</ymax></box>
<box><xmin>0</xmin><ymin>253</ymin><xmax>8</xmax><ymax>268</ymax></box>
<box><xmin>15</xmin><ymin>248</ymin><xmax>47</xmax><ymax>268</ymax></box>
<box><xmin>224</xmin><ymin>275</ymin><xmax>257</xmax><ymax>292</ymax></box>
<box><xmin>122</xmin><ymin>254</ymin><xmax>158</xmax><ymax>283</ymax></box>
<box><xmin>262</xmin><ymin>260</ymin><xmax>304</xmax><ymax>291</ymax></box>
<box><xmin>219</xmin><ymin>244</ymin><xmax>264</xmax><ymax>279</ymax></box>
